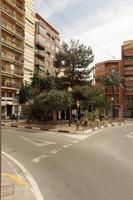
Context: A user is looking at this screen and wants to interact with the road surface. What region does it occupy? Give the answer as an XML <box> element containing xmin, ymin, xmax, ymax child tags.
<box><xmin>2</xmin><ymin>123</ymin><xmax>133</xmax><ymax>200</ymax></box>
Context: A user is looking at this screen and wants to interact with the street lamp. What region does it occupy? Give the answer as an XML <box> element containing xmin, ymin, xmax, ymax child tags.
<box><xmin>111</xmin><ymin>97</ymin><xmax>115</xmax><ymax>119</ymax></box>
<box><xmin>68</xmin><ymin>86</ymin><xmax>72</xmax><ymax>126</ymax></box>
<box><xmin>111</xmin><ymin>65</ymin><xmax>116</xmax><ymax>119</ymax></box>
<box><xmin>16</xmin><ymin>90</ymin><xmax>19</xmax><ymax>123</ymax></box>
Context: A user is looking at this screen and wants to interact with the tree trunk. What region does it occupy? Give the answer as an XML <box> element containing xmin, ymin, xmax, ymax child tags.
<box><xmin>52</xmin><ymin>110</ymin><xmax>57</xmax><ymax>125</ymax></box>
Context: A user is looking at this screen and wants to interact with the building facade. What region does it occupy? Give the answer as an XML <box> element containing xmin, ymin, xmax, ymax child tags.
<box><xmin>35</xmin><ymin>13</ymin><xmax>60</xmax><ymax>76</ymax></box>
<box><xmin>24</xmin><ymin>0</ymin><xmax>35</xmax><ymax>84</ymax></box>
<box><xmin>122</xmin><ymin>40</ymin><xmax>133</xmax><ymax>117</ymax></box>
<box><xmin>1</xmin><ymin>0</ymin><xmax>35</xmax><ymax>118</ymax></box>
<box><xmin>94</xmin><ymin>60</ymin><xmax>124</xmax><ymax>118</ymax></box>
<box><xmin>1</xmin><ymin>0</ymin><xmax>25</xmax><ymax>118</ymax></box>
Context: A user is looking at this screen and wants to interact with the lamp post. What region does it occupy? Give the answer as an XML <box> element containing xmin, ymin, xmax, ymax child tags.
<box><xmin>111</xmin><ymin>66</ymin><xmax>115</xmax><ymax>119</ymax></box>
<box><xmin>16</xmin><ymin>90</ymin><xmax>19</xmax><ymax>123</ymax></box>
<box><xmin>111</xmin><ymin>97</ymin><xmax>115</xmax><ymax>119</ymax></box>
<box><xmin>68</xmin><ymin>86</ymin><xmax>72</xmax><ymax>126</ymax></box>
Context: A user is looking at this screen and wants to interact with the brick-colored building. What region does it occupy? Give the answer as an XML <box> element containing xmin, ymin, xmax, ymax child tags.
<box><xmin>35</xmin><ymin>13</ymin><xmax>60</xmax><ymax>76</ymax></box>
<box><xmin>122</xmin><ymin>40</ymin><xmax>133</xmax><ymax>117</ymax></box>
<box><xmin>94</xmin><ymin>60</ymin><xmax>124</xmax><ymax>117</ymax></box>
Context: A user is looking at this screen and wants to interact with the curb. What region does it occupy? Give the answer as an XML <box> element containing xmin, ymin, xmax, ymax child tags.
<box><xmin>2</xmin><ymin>122</ymin><xmax>125</xmax><ymax>134</ymax></box>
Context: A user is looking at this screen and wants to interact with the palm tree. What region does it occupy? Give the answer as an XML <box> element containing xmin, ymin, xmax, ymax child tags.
<box><xmin>89</xmin><ymin>88</ymin><xmax>109</xmax><ymax>120</ymax></box>
<box><xmin>104</xmin><ymin>71</ymin><xmax>123</xmax><ymax>118</ymax></box>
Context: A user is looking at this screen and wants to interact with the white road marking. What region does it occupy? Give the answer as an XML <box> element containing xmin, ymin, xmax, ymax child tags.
<box><xmin>2</xmin><ymin>151</ymin><xmax>44</xmax><ymax>200</ymax></box>
<box><xmin>125</xmin><ymin>131</ymin><xmax>133</xmax><ymax>140</ymax></box>
<box><xmin>20</xmin><ymin>136</ymin><xmax>56</xmax><ymax>147</ymax></box>
<box><xmin>61</xmin><ymin>134</ymin><xmax>91</xmax><ymax>140</ymax></box>
<box><xmin>31</xmin><ymin>155</ymin><xmax>48</xmax><ymax>163</ymax></box>
<box><xmin>72</xmin><ymin>140</ymin><xmax>80</xmax><ymax>144</ymax></box>
<box><xmin>50</xmin><ymin>148</ymin><xmax>63</xmax><ymax>154</ymax></box>
<box><xmin>62</xmin><ymin>143</ymin><xmax>72</xmax><ymax>149</ymax></box>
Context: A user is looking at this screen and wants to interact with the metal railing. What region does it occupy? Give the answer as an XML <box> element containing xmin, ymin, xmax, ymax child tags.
<box><xmin>2</xmin><ymin>82</ymin><xmax>20</xmax><ymax>89</ymax></box>
<box><xmin>35</xmin><ymin>58</ymin><xmax>45</xmax><ymax>66</ymax></box>
<box><xmin>8</xmin><ymin>0</ymin><xmax>25</xmax><ymax>12</ymax></box>
<box><xmin>2</xmin><ymin>4</ymin><xmax>25</xmax><ymax>26</ymax></box>
<box><xmin>2</xmin><ymin>67</ymin><xmax>23</xmax><ymax>76</ymax></box>
<box><xmin>35</xmin><ymin>49</ymin><xmax>45</xmax><ymax>57</ymax></box>
<box><xmin>2</xmin><ymin>37</ymin><xmax>24</xmax><ymax>52</ymax></box>
<box><xmin>1</xmin><ymin>19</ymin><xmax>24</xmax><ymax>38</ymax></box>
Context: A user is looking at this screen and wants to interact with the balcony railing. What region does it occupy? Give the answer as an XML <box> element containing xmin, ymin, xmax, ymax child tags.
<box><xmin>35</xmin><ymin>58</ymin><xmax>45</xmax><ymax>66</ymax></box>
<box><xmin>125</xmin><ymin>80</ymin><xmax>133</xmax><ymax>86</ymax></box>
<box><xmin>2</xmin><ymin>4</ymin><xmax>25</xmax><ymax>26</ymax></box>
<box><xmin>2</xmin><ymin>67</ymin><xmax>23</xmax><ymax>77</ymax></box>
<box><xmin>36</xmin><ymin>37</ymin><xmax>45</xmax><ymax>49</ymax></box>
<box><xmin>2</xmin><ymin>82</ymin><xmax>20</xmax><ymax>89</ymax></box>
<box><xmin>1</xmin><ymin>19</ymin><xmax>24</xmax><ymax>38</ymax></box>
<box><xmin>35</xmin><ymin>50</ymin><xmax>45</xmax><ymax>58</ymax></box>
<box><xmin>125</xmin><ymin>70</ymin><xmax>133</xmax><ymax>75</ymax></box>
<box><xmin>2</xmin><ymin>37</ymin><xmax>24</xmax><ymax>52</ymax></box>
<box><xmin>124</xmin><ymin>60</ymin><xmax>133</xmax><ymax>65</ymax></box>
<box><xmin>2</xmin><ymin>51</ymin><xmax>24</xmax><ymax>65</ymax></box>
<box><xmin>7</xmin><ymin>0</ymin><xmax>25</xmax><ymax>13</ymax></box>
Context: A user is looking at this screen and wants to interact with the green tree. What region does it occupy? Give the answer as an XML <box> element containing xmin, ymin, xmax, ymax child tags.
<box><xmin>19</xmin><ymin>83</ymin><xmax>34</xmax><ymax>104</ymax></box>
<box><xmin>104</xmin><ymin>71</ymin><xmax>123</xmax><ymax>118</ymax></box>
<box><xmin>38</xmin><ymin>90</ymin><xmax>74</xmax><ymax>124</ymax></box>
<box><xmin>55</xmin><ymin>39</ymin><xmax>94</xmax><ymax>86</ymax></box>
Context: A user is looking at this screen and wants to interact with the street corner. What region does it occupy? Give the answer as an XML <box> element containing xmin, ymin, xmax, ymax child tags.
<box><xmin>1</xmin><ymin>154</ymin><xmax>37</xmax><ymax>200</ymax></box>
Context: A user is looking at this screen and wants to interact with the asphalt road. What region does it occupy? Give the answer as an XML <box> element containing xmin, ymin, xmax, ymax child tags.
<box><xmin>2</xmin><ymin>123</ymin><xmax>133</xmax><ymax>200</ymax></box>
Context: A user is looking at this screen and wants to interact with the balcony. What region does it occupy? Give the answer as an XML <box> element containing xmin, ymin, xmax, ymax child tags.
<box><xmin>2</xmin><ymin>37</ymin><xmax>24</xmax><ymax>53</ymax></box>
<box><xmin>35</xmin><ymin>50</ymin><xmax>45</xmax><ymax>58</ymax></box>
<box><xmin>124</xmin><ymin>60</ymin><xmax>133</xmax><ymax>66</ymax></box>
<box><xmin>125</xmin><ymin>80</ymin><xmax>133</xmax><ymax>86</ymax></box>
<box><xmin>125</xmin><ymin>70</ymin><xmax>133</xmax><ymax>75</ymax></box>
<box><xmin>1</xmin><ymin>3</ymin><xmax>25</xmax><ymax>27</ymax></box>
<box><xmin>2</xmin><ymin>51</ymin><xmax>24</xmax><ymax>65</ymax></box>
<box><xmin>36</xmin><ymin>37</ymin><xmax>45</xmax><ymax>49</ymax></box>
<box><xmin>1</xmin><ymin>19</ymin><xmax>24</xmax><ymax>39</ymax></box>
<box><xmin>2</xmin><ymin>66</ymin><xmax>23</xmax><ymax>77</ymax></box>
<box><xmin>35</xmin><ymin>58</ymin><xmax>45</xmax><ymax>67</ymax></box>
<box><xmin>2</xmin><ymin>82</ymin><xmax>20</xmax><ymax>90</ymax></box>
<box><xmin>6</xmin><ymin>0</ymin><xmax>25</xmax><ymax>14</ymax></box>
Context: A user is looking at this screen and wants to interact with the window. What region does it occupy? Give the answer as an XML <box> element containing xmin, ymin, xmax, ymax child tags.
<box><xmin>47</xmin><ymin>33</ymin><xmax>50</xmax><ymax>39</ymax></box>
<box><xmin>36</xmin><ymin>24</ymin><xmax>46</xmax><ymax>37</ymax></box>
<box><xmin>124</xmin><ymin>56</ymin><xmax>133</xmax><ymax>61</ymax></box>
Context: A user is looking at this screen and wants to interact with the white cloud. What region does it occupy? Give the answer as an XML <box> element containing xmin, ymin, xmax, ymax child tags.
<box><xmin>36</xmin><ymin>0</ymin><xmax>133</xmax><ymax>63</ymax></box>
<box><xmin>36</xmin><ymin>0</ymin><xmax>77</xmax><ymax>18</ymax></box>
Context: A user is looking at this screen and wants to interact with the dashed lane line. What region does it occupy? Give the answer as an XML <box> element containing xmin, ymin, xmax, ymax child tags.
<box><xmin>31</xmin><ymin>155</ymin><xmax>49</xmax><ymax>163</ymax></box>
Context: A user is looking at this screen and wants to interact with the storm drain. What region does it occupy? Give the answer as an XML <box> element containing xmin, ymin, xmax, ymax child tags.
<box><xmin>1</xmin><ymin>184</ymin><xmax>15</xmax><ymax>199</ymax></box>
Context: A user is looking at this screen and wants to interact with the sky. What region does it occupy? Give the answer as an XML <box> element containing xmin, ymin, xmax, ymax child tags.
<box><xmin>36</xmin><ymin>0</ymin><xmax>133</xmax><ymax>64</ymax></box>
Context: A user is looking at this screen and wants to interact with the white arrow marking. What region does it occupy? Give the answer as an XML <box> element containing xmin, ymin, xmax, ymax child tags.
<box><xmin>20</xmin><ymin>136</ymin><xmax>56</xmax><ymax>147</ymax></box>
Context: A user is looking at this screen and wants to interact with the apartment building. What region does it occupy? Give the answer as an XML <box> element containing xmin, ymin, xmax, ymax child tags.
<box><xmin>1</xmin><ymin>0</ymin><xmax>25</xmax><ymax>117</ymax></box>
<box><xmin>1</xmin><ymin>0</ymin><xmax>35</xmax><ymax>118</ymax></box>
<box><xmin>94</xmin><ymin>60</ymin><xmax>124</xmax><ymax>118</ymax></box>
<box><xmin>35</xmin><ymin>13</ymin><xmax>60</xmax><ymax>76</ymax></box>
<box><xmin>122</xmin><ymin>40</ymin><xmax>133</xmax><ymax>117</ymax></box>
<box><xmin>24</xmin><ymin>0</ymin><xmax>35</xmax><ymax>83</ymax></box>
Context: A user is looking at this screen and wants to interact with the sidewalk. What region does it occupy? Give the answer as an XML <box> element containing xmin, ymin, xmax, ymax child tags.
<box><xmin>1</xmin><ymin>154</ymin><xmax>36</xmax><ymax>200</ymax></box>
<box><xmin>1</xmin><ymin>119</ymin><xmax>126</xmax><ymax>134</ymax></box>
